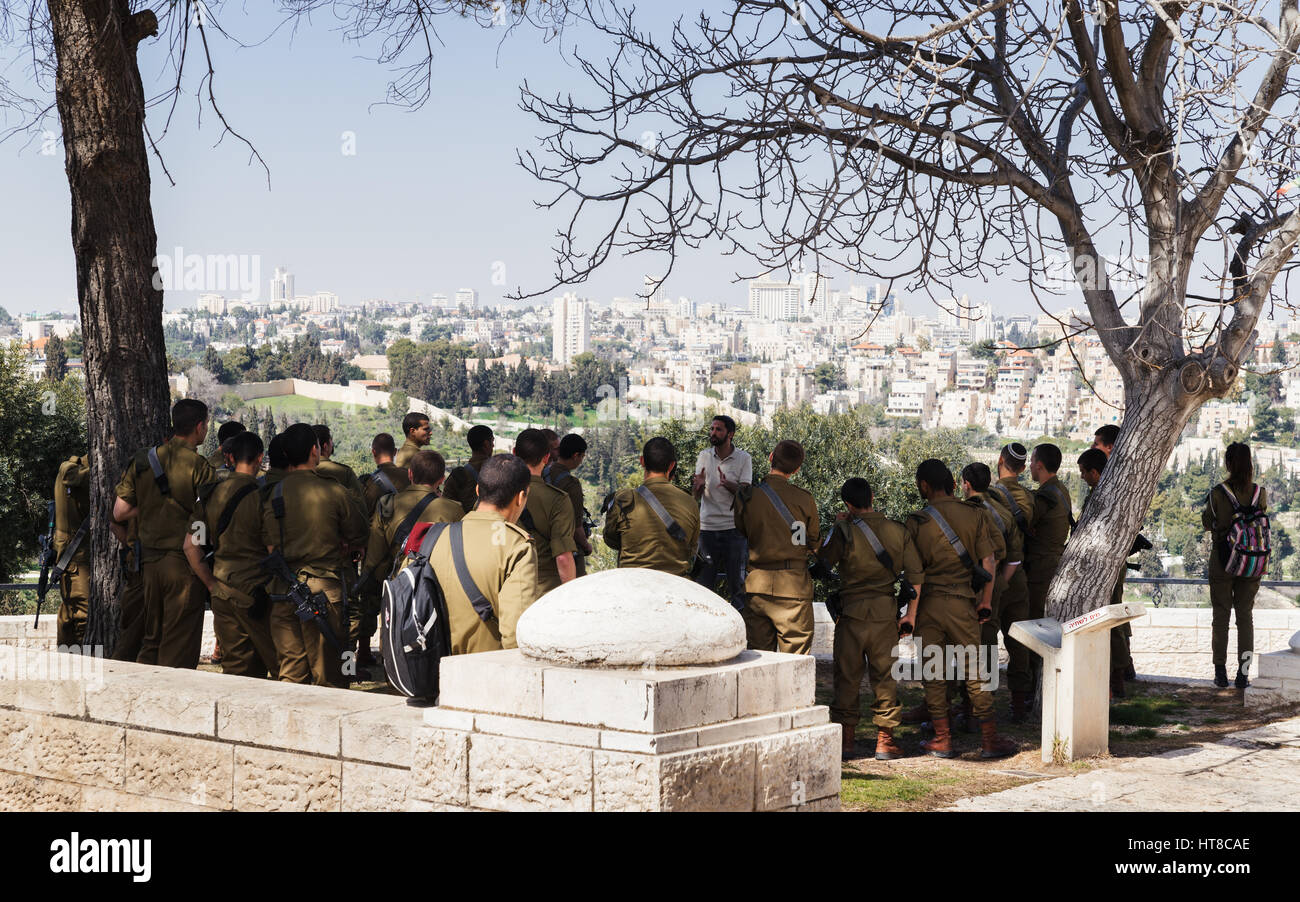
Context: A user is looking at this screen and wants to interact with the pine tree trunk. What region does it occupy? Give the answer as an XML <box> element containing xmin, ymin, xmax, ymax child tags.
<box><xmin>1046</xmin><ymin>369</ymin><xmax>1198</xmax><ymax>622</ymax></box>
<box><xmin>48</xmin><ymin>1</ymin><xmax>170</xmax><ymax>653</ymax></box>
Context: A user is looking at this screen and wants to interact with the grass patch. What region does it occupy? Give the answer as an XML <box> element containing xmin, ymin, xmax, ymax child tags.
<box><xmin>1110</xmin><ymin>695</ymin><xmax>1184</xmax><ymax>727</ymax></box>
<box><xmin>242</xmin><ymin>394</ymin><xmax>348</xmax><ymax>416</ymax></box>
<box><xmin>840</xmin><ymin>769</ymin><xmax>964</xmax><ymax>810</ymax></box>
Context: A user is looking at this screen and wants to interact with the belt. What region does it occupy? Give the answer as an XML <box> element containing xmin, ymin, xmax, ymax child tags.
<box><xmin>753</xmin><ymin>560</ymin><xmax>803</xmax><ymax>571</ymax></box>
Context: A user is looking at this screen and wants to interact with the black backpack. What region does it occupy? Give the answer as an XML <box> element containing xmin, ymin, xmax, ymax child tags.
<box><xmin>381</xmin><ymin>520</ymin><xmax>491</xmax><ymax>702</ymax></box>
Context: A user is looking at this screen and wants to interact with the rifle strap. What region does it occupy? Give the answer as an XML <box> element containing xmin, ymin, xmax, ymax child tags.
<box><xmin>372</xmin><ymin>469</ymin><xmax>397</xmax><ymax>496</ymax></box>
<box><xmin>271</xmin><ymin>480</ymin><xmax>287</xmax><ymax>551</ymax></box>
<box><xmin>449</xmin><ymin>521</ymin><xmax>495</xmax><ymax>623</ymax></box>
<box><xmin>635</xmin><ymin>485</ymin><xmax>688</xmax><ymax>542</ymax></box>
<box><xmin>758</xmin><ymin>481</ymin><xmax>801</xmax><ymax>542</ymax></box>
<box><xmin>993</xmin><ymin>483</ymin><xmax>1029</xmax><ymax>536</ymax></box>
<box><xmin>1044</xmin><ymin>482</ymin><xmax>1076</xmax><ymax>530</ymax></box>
<box><xmin>50</xmin><ymin>519</ymin><xmax>89</xmax><ymax>582</ymax></box>
<box><xmin>923</xmin><ymin>505</ymin><xmax>977</xmax><ymax>574</ymax></box>
<box><xmin>852</xmin><ymin>517</ymin><xmax>895</xmax><ymax>573</ymax></box>
<box><xmin>146</xmin><ymin>446</ymin><xmax>171</xmax><ymax>497</ymax></box>
<box><xmin>980</xmin><ymin>498</ymin><xmax>1008</xmax><ymax>540</ymax></box>
<box><xmin>462</xmin><ymin>462</ymin><xmax>479</xmax><ymax>483</ymax></box>
<box><xmin>213</xmin><ymin>482</ymin><xmax>259</xmax><ymax>554</ymax></box>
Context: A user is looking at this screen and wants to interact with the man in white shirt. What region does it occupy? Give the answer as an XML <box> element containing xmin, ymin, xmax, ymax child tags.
<box><xmin>692</xmin><ymin>415</ymin><xmax>753</xmax><ymax>610</ymax></box>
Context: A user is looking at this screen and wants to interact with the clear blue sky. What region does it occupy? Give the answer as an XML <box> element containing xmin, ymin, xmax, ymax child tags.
<box><xmin>0</xmin><ymin>4</ymin><xmax>1147</xmax><ymax>318</ymax></box>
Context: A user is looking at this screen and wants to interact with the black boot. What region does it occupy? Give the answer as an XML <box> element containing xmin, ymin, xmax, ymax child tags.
<box><xmin>1235</xmin><ymin>668</ymin><xmax>1250</xmax><ymax>689</ymax></box>
<box><xmin>1214</xmin><ymin>665</ymin><xmax>1229</xmax><ymax>688</ymax></box>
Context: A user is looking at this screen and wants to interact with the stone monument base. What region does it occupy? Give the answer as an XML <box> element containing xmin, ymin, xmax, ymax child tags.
<box><xmin>1244</xmin><ymin>648</ymin><xmax>1300</xmax><ymax>707</ymax></box>
<box><xmin>409</xmin><ymin>648</ymin><xmax>840</xmax><ymax>811</ymax></box>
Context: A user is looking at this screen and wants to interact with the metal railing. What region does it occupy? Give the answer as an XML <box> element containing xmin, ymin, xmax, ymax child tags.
<box><xmin>1124</xmin><ymin>576</ymin><xmax>1300</xmax><ymax>608</ymax></box>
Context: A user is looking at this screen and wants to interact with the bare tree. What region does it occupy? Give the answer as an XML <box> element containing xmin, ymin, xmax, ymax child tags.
<box><xmin>1</xmin><ymin>0</ymin><xmax>570</xmax><ymax>652</ymax></box>
<box><xmin>518</xmin><ymin>0</ymin><xmax>1300</xmax><ymax>620</ymax></box>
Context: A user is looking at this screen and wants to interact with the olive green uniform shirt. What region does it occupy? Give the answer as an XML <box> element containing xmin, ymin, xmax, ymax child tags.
<box><xmin>195</xmin><ymin>472</ymin><xmax>266</xmax><ymax>604</ymax></box>
<box><xmin>363</xmin><ymin>485</ymin><xmax>464</xmax><ymax>583</ymax></box>
<box><xmin>520</xmin><ymin>474</ymin><xmax>578</xmax><ymax>594</ymax></box>
<box><xmin>427</xmin><ymin>510</ymin><xmax>538</xmax><ymax>654</ymax></box>
<box><xmin>262</xmin><ymin>469</ymin><xmax>369</xmax><ymax>580</ymax></box>
<box><xmin>735</xmin><ymin>474</ymin><xmax>820</xmax><ymax>599</ymax></box>
<box><xmin>993</xmin><ymin>474</ymin><xmax>1037</xmax><ymax>539</ymax></box>
<box><xmin>115</xmin><ymin>436</ymin><xmax>217</xmax><ymax>562</ymax></box>
<box><xmin>971</xmin><ymin>491</ymin><xmax>1021</xmax><ymax>565</ymax></box>
<box><xmin>317</xmin><ymin>458</ymin><xmax>367</xmax><ymax>522</ymax></box>
<box><xmin>394</xmin><ymin>438</ymin><xmax>423</xmax><ymax>469</ymax></box>
<box><xmin>548</xmin><ymin>462</ymin><xmax>588</xmax><ymax>546</ymax></box>
<box><xmin>362</xmin><ymin>462</ymin><xmax>411</xmax><ymax>515</ymax></box>
<box><xmin>1026</xmin><ymin>475</ymin><xmax>1072</xmax><ymax>578</ymax></box>
<box><xmin>54</xmin><ymin>455</ymin><xmax>91</xmax><ymax>564</ymax></box>
<box><xmin>443</xmin><ymin>452</ymin><xmax>491</xmax><ymax>513</ymax></box>
<box><xmin>905</xmin><ymin>496</ymin><xmax>999</xmax><ymax>601</ymax></box>
<box><xmin>817</xmin><ymin>511</ymin><xmax>922</xmax><ymax>615</ymax></box>
<box><xmin>603</xmin><ymin>475</ymin><xmax>701</xmax><ymax>577</ymax></box>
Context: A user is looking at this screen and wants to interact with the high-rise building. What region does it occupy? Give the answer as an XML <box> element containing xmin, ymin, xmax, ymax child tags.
<box><xmin>747</xmin><ymin>279</ymin><xmax>801</xmax><ymax>321</ymax></box>
<box><xmin>197</xmin><ymin>293</ymin><xmax>226</xmax><ymax>315</ymax></box>
<box><xmin>455</xmin><ymin>288</ymin><xmax>479</xmax><ymax>310</ymax></box>
<box><xmin>270</xmin><ymin>266</ymin><xmax>294</xmax><ymax>304</ymax></box>
<box><xmin>553</xmin><ymin>292</ymin><xmax>591</xmax><ymax>364</ymax></box>
<box><xmin>644</xmin><ymin>276</ymin><xmax>673</xmax><ymax>313</ymax></box>
<box><xmin>799</xmin><ymin>272</ymin><xmax>835</xmax><ymax>319</ymax></box>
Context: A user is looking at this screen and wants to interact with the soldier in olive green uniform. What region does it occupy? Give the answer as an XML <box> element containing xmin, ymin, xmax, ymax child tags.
<box><xmin>112</xmin><ymin>400</ymin><xmax>217</xmax><ymax>669</ymax></box>
<box><xmin>262</xmin><ymin>423</ymin><xmax>369</xmax><ymax>688</ymax></box>
<box><xmin>548</xmin><ymin>434</ymin><xmax>593</xmax><ymax>576</ymax></box>
<box><xmin>513</xmin><ymin>429</ymin><xmax>577</xmax><ymax>596</ymax></box>
<box><xmin>425</xmin><ymin>454</ymin><xmax>539</xmax><ymax>654</ymax></box>
<box><xmin>990</xmin><ymin>442</ymin><xmax>1037</xmax><ymax>720</ymax></box>
<box><xmin>394</xmin><ymin>412</ymin><xmax>432</xmax><ymax>468</ymax></box>
<box><xmin>52</xmin><ymin>455</ymin><xmax>91</xmax><ymax>647</ymax></box>
<box><xmin>314</xmin><ymin>424</ymin><xmax>366</xmax><ymax>516</ymax></box>
<box><xmin>816</xmin><ymin>477</ymin><xmax>923</xmax><ymax>760</ymax></box>
<box><xmin>207</xmin><ymin>422</ymin><xmax>246</xmax><ymax>480</ymax></box>
<box><xmin>735</xmin><ymin>440</ymin><xmax>819</xmax><ymax>655</ymax></box>
<box><xmin>191</xmin><ymin>432</ymin><xmax>278</xmax><ymax>679</ymax></box>
<box><xmin>1202</xmin><ymin>442</ymin><xmax>1265</xmax><ymax>689</ymax></box>
<box><xmin>604</xmin><ymin>437</ymin><xmax>700</xmax><ymax>577</ymax></box>
<box><xmin>260</xmin><ymin>433</ymin><xmax>288</xmax><ymax>494</ymax></box>
<box><xmin>110</xmin><ymin>513</ymin><xmax>146</xmax><ymax>662</ymax></box>
<box><xmin>1026</xmin><ymin>443</ymin><xmax>1072</xmax><ymax>610</ymax></box>
<box><xmin>904</xmin><ymin>459</ymin><xmax>1016</xmax><ymax>759</ymax></box>
<box><xmin>361</xmin><ymin>450</ymin><xmax>464</xmax><ymax>590</ymax></box>
<box><xmin>354</xmin><ymin>432</ymin><xmax>412</xmax><ymax>656</ymax></box>
<box><xmin>443</xmin><ymin>424</ymin><xmax>494</xmax><ymax>513</ymax></box>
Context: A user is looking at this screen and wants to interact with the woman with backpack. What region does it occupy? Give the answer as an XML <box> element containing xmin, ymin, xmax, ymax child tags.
<box><xmin>1201</xmin><ymin>442</ymin><xmax>1269</xmax><ymax>689</ymax></box>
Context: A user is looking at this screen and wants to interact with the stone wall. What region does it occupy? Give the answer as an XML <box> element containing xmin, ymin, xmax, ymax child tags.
<box><xmin>0</xmin><ymin>644</ymin><xmax>426</xmax><ymax>812</ymax></box>
<box><xmin>811</xmin><ymin>604</ymin><xmax>1300</xmax><ymax>681</ymax></box>
<box><xmin>232</xmin><ymin>378</ymin><xmax>472</xmax><ymax>431</ymax></box>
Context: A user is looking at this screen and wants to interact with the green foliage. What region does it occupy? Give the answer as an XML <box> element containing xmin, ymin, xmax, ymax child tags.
<box><xmin>0</xmin><ymin>306</ymin><xmax>12</xmax><ymax>325</ymax></box>
<box><xmin>0</xmin><ymin>343</ymin><xmax>88</xmax><ymax>580</ymax></box>
<box><xmin>43</xmin><ymin>334</ymin><xmax>68</xmax><ymax>382</ymax></box>
<box><xmin>214</xmin><ymin>335</ymin><xmax>362</xmax><ymax>385</ymax></box>
<box><xmin>969</xmin><ymin>339</ymin><xmax>998</xmax><ymax>360</ymax></box>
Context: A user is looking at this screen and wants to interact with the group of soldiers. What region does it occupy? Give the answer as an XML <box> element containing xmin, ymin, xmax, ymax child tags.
<box><xmin>46</xmin><ymin>404</ymin><xmax>1135</xmax><ymax>763</ymax></box>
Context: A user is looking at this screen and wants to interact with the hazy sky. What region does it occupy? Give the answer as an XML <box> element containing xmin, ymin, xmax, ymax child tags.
<box><xmin>0</xmin><ymin>4</ymin><xmax>1209</xmax><ymax>320</ymax></box>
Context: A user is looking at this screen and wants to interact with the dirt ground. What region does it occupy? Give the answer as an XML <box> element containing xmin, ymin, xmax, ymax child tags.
<box><xmin>821</xmin><ymin>658</ymin><xmax>1294</xmax><ymax>811</ymax></box>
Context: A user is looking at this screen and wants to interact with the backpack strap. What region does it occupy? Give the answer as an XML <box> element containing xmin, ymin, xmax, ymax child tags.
<box><xmin>923</xmin><ymin>505</ymin><xmax>977</xmax><ymax>573</ymax></box>
<box><xmin>851</xmin><ymin>517</ymin><xmax>896</xmax><ymax>573</ymax></box>
<box><xmin>758</xmin><ymin>481</ymin><xmax>799</xmax><ymax>531</ymax></box>
<box><xmin>392</xmin><ymin>492</ymin><xmax>439</xmax><ymax>557</ymax></box>
<box><xmin>635</xmin><ymin>485</ymin><xmax>688</xmax><ymax>543</ymax></box>
<box><xmin>449</xmin><ymin>521</ymin><xmax>495</xmax><ymax>623</ymax></box>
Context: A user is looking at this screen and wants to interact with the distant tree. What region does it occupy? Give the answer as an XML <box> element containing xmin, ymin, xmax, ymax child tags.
<box><xmin>43</xmin><ymin>334</ymin><xmax>68</xmax><ymax>382</ymax></box>
<box><xmin>731</xmin><ymin>383</ymin><xmax>747</xmax><ymax>409</ymax></box>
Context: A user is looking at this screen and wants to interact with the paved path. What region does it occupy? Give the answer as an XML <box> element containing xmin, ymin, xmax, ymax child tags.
<box><xmin>950</xmin><ymin>717</ymin><xmax>1300</xmax><ymax>811</ymax></box>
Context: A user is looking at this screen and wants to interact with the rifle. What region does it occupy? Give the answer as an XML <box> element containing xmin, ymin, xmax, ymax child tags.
<box><xmin>259</xmin><ymin>550</ymin><xmax>342</xmax><ymax>652</ymax></box>
<box><xmin>896</xmin><ymin>579</ymin><xmax>918</xmax><ymax>636</ymax></box>
<box><xmin>34</xmin><ymin>501</ymin><xmax>56</xmax><ymax>628</ymax></box>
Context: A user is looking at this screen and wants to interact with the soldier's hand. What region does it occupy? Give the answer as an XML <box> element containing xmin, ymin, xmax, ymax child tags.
<box><xmin>976</xmin><ymin>603</ymin><xmax>992</xmax><ymax>624</ymax></box>
<box><xmin>897</xmin><ymin>612</ymin><xmax>916</xmax><ymax>637</ymax></box>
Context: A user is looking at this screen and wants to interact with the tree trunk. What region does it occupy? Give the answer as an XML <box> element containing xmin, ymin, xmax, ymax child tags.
<box><xmin>1046</xmin><ymin>368</ymin><xmax>1198</xmax><ymax>622</ymax></box>
<box><xmin>48</xmin><ymin>0</ymin><xmax>170</xmax><ymax>653</ymax></box>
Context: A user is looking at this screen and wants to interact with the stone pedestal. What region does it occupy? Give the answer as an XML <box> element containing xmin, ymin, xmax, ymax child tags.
<box><xmin>1243</xmin><ymin>641</ymin><xmax>1300</xmax><ymax>707</ymax></box>
<box><xmin>409</xmin><ymin>648</ymin><xmax>840</xmax><ymax>811</ymax></box>
<box><xmin>1011</xmin><ymin>602</ymin><xmax>1146</xmax><ymax>763</ymax></box>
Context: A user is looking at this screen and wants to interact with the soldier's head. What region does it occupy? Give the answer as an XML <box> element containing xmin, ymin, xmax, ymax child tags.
<box><xmin>282</xmin><ymin>423</ymin><xmax>321</xmax><ymax>471</ymax></box>
<box><xmin>1029</xmin><ymin>443</ymin><xmax>1062</xmax><ymax>483</ymax></box>
<box><xmin>641</xmin><ymin>437</ymin><xmax>678</xmax><ymax>478</ymax></box>
<box><xmin>840</xmin><ymin>477</ymin><xmax>873</xmax><ymax>515</ymax></box>
<box><xmin>769</xmin><ymin>440</ymin><xmax>805</xmax><ymax>477</ymax></box>
<box><xmin>217</xmin><ymin>421</ymin><xmax>246</xmax><ymax>468</ymax></box>
<box><xmin>402</xmin><ymin>413</ymin><xmax>432</xmax><ymax>447</ymax></box>
<box><xmin>997</xmin><ymin>442</ymin><xmax>1028</xmax><ymax>477</ymax></box>
<box><xmin>467</xmin><ymin>424</ymin><xmax>494</xmax><ymax>457</ymax></box>
<box><xmin>558</xmin><ymin>433</ymin><xmax>588</xmax><ymax>469</ymax></box>
<box><xmin>1077</xmin><ymin>448</ymin><xmax>1106</xmax><ymax>489</ymax></box>
<box><xmin>267</xmin><ymin>433</ymin><xmax>289</xmax><ymax>471</ymax></box>
<box><xmin>312</xmin><ymin>424</ymin><xmax>335</xmax><ymax>459</ymax></box>
<box><xmin>1092</xmin><ymin>424</ymin><xmax>1120</xmax><ymax>456</ymax></box>
<box><xmin>227</xmin><ymin>431</ymin><xmax>264</xmax><ymax>475</ymax></box>
<box><xmin>961</xmin><ymin>462</ymin><xmax>992</xmax><ymax>499</ymax></box>
<box><xmin>915</xmin><ymin>458</ymin><xmax>955</xmax><ymax>501</ymax></box>
<box><xmin>476</xmin><ymin>453</ymin><xmax>531</xmax><ymax>522</ymax></box>
<box><xmin>371</xmin><ymin>432</ymin><xmax>397</xmax><ymax>465</ymax></box>
<box><xmin>410</xmin><ymin>450</ymin><xmax>447</xmax><ymax>489</ymax></box>
<box><xmin>172</xmin><ymin>399</ymin><xmax>209</xmax><ymax>445</ymax></box>
<box><xmin>514</xmin><ymin>428</ymin><xmax>551</xmax><ymax>475</ymax></box>
<box><xmin>709</xmin><ymin>415</ymin><xmax>737</xmax><ymax>447</ymax></box>
<box><xmin>541</xmin><ymin>428</ymin><xmax>560</xmax><ymax>461</ymax></box>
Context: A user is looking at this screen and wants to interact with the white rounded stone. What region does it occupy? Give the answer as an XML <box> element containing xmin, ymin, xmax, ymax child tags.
<box><xmin>515</xmin><ymin>568</ymin><xmax>747</xmax><ymax>667</ymax></box>
<box><xmin>1290</xmin><ymin>630</ymin><xmax>1300</xmax><ymax>654</ymax></box>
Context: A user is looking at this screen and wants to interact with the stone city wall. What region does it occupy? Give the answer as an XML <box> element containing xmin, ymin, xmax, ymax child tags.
<box><xmin>230</xmin><ymin>378</ymin><xmax>471</xmax><ymax>431</ymax></box>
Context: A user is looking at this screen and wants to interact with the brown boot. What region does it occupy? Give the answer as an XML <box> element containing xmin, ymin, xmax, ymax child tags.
<box><xmin>979</xmin><ymin>719</ymin><xmax>1017</xmax><ymax>759</ymax></box>
<box><xmin>841</xmin><ymin>724</ymin><xmax>856</xmax><ymax>758</ymax></box>
<box><xmin>920</xmin><ymin>717</ymin><xmax>956</xmax><ymax>758</ymax></box>
<box><xmin>874</xmin><ymin>727</ymin><xmax>905</xmax><ymax>761</ymax></box>
<box><xmin>900</xmin><ymin>702</ymin><xmax>930</xmax><ymax>724</ymax></box>
<box><xmin>1009</xmin><ymin>690</ymin><xmax>1030</xmax><ymax>723</ymax></box>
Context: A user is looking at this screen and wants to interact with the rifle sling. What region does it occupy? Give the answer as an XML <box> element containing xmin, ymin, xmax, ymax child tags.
<box><xmin>851</xmin><ymin>518</ymin><xmax>895</xmax><ymax>574</ymax></box>
<box><xmin>635</xmin><ymin>485</ymin><xmax>688</xmax><ymax>543</ymax></box>
<box><xmin>49</xmin><ymin>518</ymin><xmax>89</xmax><ymax>583</ymax></box>
<box><xmin>923</xmin><ymin>505</ymin><xmax>978</xmax><ymax>574</ymax></box>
